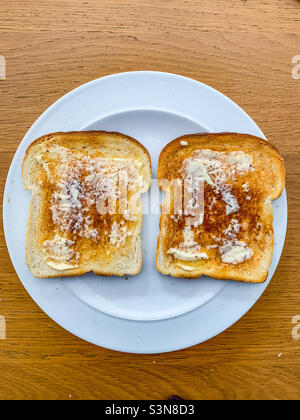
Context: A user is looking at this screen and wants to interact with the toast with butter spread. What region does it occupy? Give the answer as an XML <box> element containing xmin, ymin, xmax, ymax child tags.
<box><xmin>22</xmin><ymin>131</ymin><xmax>151</xmax><ymax>278</ymax></box>
<box><xmin>156</xmin><ymin>133</ymin><xmax>285</xmax><ymax>283</ymax></box>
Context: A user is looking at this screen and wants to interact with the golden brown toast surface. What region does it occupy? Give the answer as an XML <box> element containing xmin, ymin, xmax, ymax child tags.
<box><xmin>22</xmin><ymin>131</ymin><xmax>151</xmax><ymax>278</ymax></box>
<box><xmin>156</xmin><ymin>133</ymin><xmax>285</xmax><ymax>283</ymax></box>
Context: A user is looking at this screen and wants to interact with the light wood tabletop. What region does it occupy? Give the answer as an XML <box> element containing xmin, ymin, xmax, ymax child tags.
<box><xmin>0</xmin><ymin>0</ymin><xmax>300</xmax><ymax>400</ymax></box>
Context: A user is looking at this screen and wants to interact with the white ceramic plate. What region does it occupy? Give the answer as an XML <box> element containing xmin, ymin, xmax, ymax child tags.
<box><xmin>3</xmin><ymin>71</ymin><xmax>287</xmax><ymax>353</ymax></box>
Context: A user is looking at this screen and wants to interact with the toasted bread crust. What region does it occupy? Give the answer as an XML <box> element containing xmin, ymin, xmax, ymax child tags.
<box><xmin>23</xmin><ymin>130</ymin><xmax>151</xmax><ymax>172</ymax></box>
<box><xmin>156</xmin><ymin>132</ymin><xmax>285</xmax><ymax>283</ymax></box>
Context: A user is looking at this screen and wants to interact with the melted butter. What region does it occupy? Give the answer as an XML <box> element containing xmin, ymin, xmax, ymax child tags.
<box><xmin>177</xmin><ymin>263</ymin><xmax>195</xmax><ymax>271</ymax></box>
<box><xmin>219</xmin><ymin>242</ymin><xmax>253</xmax><ymax>264</ymax></box>
<box><xmin>45</xmin><ymin>260</ymin><xmax>79</xmax><ymax>270</ymax></box>
<box><xmin>167</xmin><ymin>248</ymin><xmax>208</xmax><ymax>261</ymax></box>
<box><xmin>185</xmin><ymin>159</ymin><xmax>213</xmax><ymax>186</ymax></box>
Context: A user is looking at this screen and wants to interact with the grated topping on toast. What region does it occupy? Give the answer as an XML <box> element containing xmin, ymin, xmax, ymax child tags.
<box><xmin>37</xmin><ymin>145</ymin><xmax>143</xmax><ymax>268</ymax></box>
<box><xmin>167</xmin><ymin>149</ymin><xmax>256</xmax><ymax>265</ymax></box>
<box><xmin>183</xmin><ymin>149</ymin><xmax>254</xmax><ymax>217</ymax></box>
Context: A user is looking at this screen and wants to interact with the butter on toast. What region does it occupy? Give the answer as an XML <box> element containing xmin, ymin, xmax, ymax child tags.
<box><xmin>22</xmin><ymin>131</ymin><xmax>151</xmax><ymax>278</ymax></box>
<box><xmin>156</xmin><ymin>133</ymin><xmax>285</xmax><ymax>283</ymax></box>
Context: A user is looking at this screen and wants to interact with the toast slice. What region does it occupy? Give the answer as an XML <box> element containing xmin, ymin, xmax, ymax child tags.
<box><xmin>156</xmin><ymin>133</ymin><xmax>285</xmax><ymax>283</ymax></box>
<box><xmin>22</xmin><ymin>131</ymin><xmax>151</xmax><ymax>278</ymax></box>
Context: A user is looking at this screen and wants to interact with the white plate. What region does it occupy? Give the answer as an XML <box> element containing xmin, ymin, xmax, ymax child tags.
<box><xmin>3</xmin><ymin>71</ymin><xmax>287</xmax><ymax>353</ymax></box>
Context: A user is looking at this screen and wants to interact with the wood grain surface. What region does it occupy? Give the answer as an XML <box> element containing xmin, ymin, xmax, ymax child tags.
<box><xmin>0</xmin><ymin>0</ymin><xmax>300</xmax><ymax>400</ymax></box>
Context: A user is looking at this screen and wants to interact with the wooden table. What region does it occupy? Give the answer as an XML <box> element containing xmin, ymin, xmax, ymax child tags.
<box><xmin>0</xmin><ymin>0</ymin><xmax>299</xmax><ymax>400</ymax></box>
